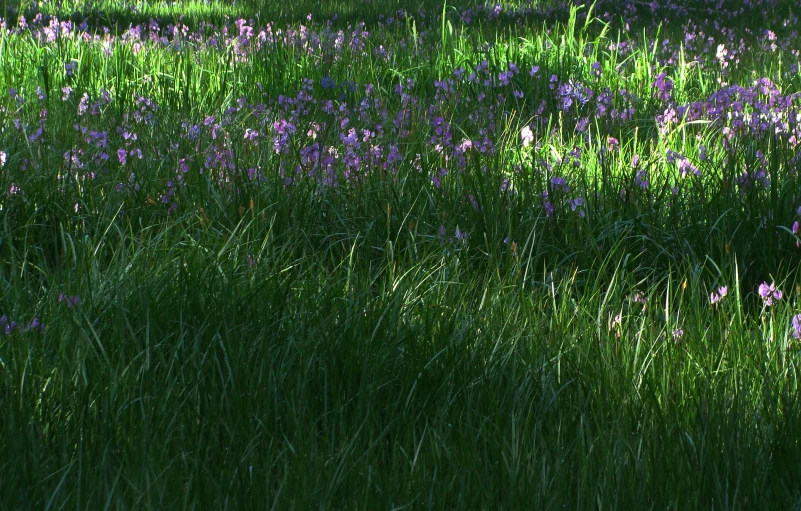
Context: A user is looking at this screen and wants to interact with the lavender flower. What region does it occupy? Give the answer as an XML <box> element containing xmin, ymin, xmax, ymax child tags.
<box><xmin>758</xmin><ymin>282</ymin><xmax>782</xmax><ymax>307</ymax></box>
<box><xmin>652</xmin><ymin>72</ymin><xmax>674</xmax><ymax>102</ymax></box>
<box><xmin>710</xmin><ymin>286</ymin><xmax>728</xmax><ymax>305</ymax></box>
<box><xmin>58</xmin><ymin>293</ymin><xmax>81</xmax><ymax>307</ymax></box>
<box><xmin>321</xmin><ymin>75</ymin><xmax>336</xmax><ymax>90</ymax></box>
<box><xmin>792</xmin><ymin>314</ymin><xmax>801</xmax><ymax>340</ymax></box>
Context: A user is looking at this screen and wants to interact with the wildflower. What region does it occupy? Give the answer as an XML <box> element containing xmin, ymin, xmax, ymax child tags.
<box><xmin>321</xmin><ymin>75</ymin><xmax>336</xmax><ymax>90</ymax></box>
<box><xmin>520</xmin><ymin>125</ymin><xmax>534</xmax><ymax>147</ymax></box>
<box><xmin>758</xmin><ymin>282</ymin><xmax>782</xmax><ymax>306</ymax></box>
<box><xmin>550</xmin><ymin>176</ymin><xmax>569</xmax><ymax>192</ymax></box>
<box><xmin>0</xmin><ymin>151</ymin><xmax>6</xmax><ymax>167</ymax></box>
<box><xmin>630</xmin><ymin>291</ymin><xmax>648</xmax><ymax>306</ymax></box>
<box><xmin>710</xmin><ymin>286</ymin><xmax>728</xmax><ymax>305</ymax></box>
<box><xmin>652</xmin><ymin>72</ymin><xmax>674</xmax><ymax>102</ymax></box>
<box><xmin>244</xmin><ymin>128</ymin><xmax>259</xmax><ymax>143</ymax></box>
<box><xmin>2</xmin><ymin>315</ymin><xmax>16</xmax><ymax>335</ymax></box>
<box><xmin>635</xmin><ymin>169</ymin><xmax>649</xmax><ymax>189</ymax></box>
<box><xmin>609</xmin><ymin>313</ymin><xmax>622</xmax><ymax>338</ymax></box>
<box><xmin>672</xmin><ymin>328</ymin><xmax>685</xmax><ymax>341</ymax></box>
<box><xmin>791</xmin><ymin>314</ymin><xmax>801</xmax><ymax>340</ymax></box>
<box><xmin>567</xmin><ymin>197</ymin><xmax>585</xmax><ymax>217</ymax></box>
<box><xmin>677</xmin><ymin>157</ymin><xmax>700</xmax><ymax>178</ymax></box>
<box><xmin>58</xmin><ymin>293</ymin><xmax>81</xmax><ymax>308</ymax></box>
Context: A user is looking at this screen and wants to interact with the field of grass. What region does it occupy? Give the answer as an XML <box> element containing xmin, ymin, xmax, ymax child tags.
<box><xmin>2</xmin><ymin>0</ymin><xmax>801</xmax><ymax>508</ymax></box>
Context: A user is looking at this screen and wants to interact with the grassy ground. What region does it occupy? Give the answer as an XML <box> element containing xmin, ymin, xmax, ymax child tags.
<box><xmin>2</xmin><ymin>0</ymin><xmax>801</xmax><ymax>508</ymax></box>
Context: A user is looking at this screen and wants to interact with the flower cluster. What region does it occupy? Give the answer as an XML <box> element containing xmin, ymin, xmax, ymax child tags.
<box><xmin>709</xmin><ymin>286</ymin><xmax>728</xmax><ymax>305</ymax></box>
<box><xmin>757</xmin><ymin>282</ymin><xmax>782</xmax><ymax>307</ymax></box>
<box><xmin>58</xmin><ymin>293</ymin><xmax>81</xmax><ymax>307</ymax></box>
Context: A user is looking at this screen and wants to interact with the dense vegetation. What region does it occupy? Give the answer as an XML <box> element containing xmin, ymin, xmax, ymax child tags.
<box><xmin>2</xmin><ymin>0</ymin><xmax>801</xmax><ymax>507</ymax></box>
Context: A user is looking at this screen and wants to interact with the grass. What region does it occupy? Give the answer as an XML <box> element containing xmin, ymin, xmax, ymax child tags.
<box><xmin>1</xmin><ymin>0</ymin><xmax>801</xmax><ymax>508</ymax></box>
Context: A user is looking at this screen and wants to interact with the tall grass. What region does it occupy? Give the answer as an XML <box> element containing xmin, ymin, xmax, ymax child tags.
<box><xmin>1</xmin><ymin>0</ymin><xmax>801</xmax><ymax>508</ymax></box>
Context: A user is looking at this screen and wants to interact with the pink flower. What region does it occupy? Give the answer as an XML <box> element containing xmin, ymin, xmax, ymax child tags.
<box><xmin>758</xmin><ymin>282</ymin><xmax>782</xmax><ymax>307</ymax></box>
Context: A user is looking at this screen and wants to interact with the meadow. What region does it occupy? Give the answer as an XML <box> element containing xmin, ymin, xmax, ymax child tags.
<box><xmin>2</xmin><ymin>0</ymin><xmax>801</xmax><ymax>507</ymax></box>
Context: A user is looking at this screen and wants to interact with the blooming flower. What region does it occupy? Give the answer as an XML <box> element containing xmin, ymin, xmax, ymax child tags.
<box><xmin>58</xmin><ymin>293</ymin><xmax>81</xmax><ymax>308</ymax></box>
<box><xmin>710</xmin><ymin>286</ymin><xmax>728</xmax><ymax>305</ymax></box>
<box><xmin>792</xmin><ymin>314</ymin><xmax>801</xmax><ymax>340</ymax></box>
<box><xmin>758</xmin><ymin>282</ymin><xmax>782</xmax><ymax>307</ymax></box>
<box><xmin>321</xmin><ymin>75</ymin><xmax>336</xmax><ymax>90</ymax></box>
<box><xmin>520</xmin><ymin>125</ymin><xmax>534</xmax><ymax>147</ymax></box>
<box><xmin>609</xmin><ymin>313</ymin><xmax>622</xmax><ymax>338</ymax></box>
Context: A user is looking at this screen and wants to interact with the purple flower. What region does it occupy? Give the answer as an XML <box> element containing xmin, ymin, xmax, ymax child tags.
<box><xmin>758</xmin><ymin>282</ymin><xmax>782</xmax><ymax>307</ymax></box>
<box><xmin>550</xmin><ymin>176</ymin><xmax>569</xmax><ymax>192</ymax></box>
<box><xmin>568</xmin><ymin>197</ymin><xmax>585</xmax><ymax>217</ymax></box>
<box><xmin>652</xmin><ymin>72</ymin><xmax>674</xmax><ymax>102</ymax></box>
<box><xmin>58</xmin><ymin>293</ymin><xmax>80</xmax><ymax>308</ymax></box>
<box><xmin>635</xmin><ymin>169</ymin><xmax>649</xmax><ymax>189</ymax></box>
<box><xmin>792</xmin><ymin>314</ymin><xmax>801</xmax><ymax>340</ymax></box>
<box><xmin>321</xmin><ymin>75</ymin><xmax>336</xmax><ymax>90</ymax></box>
